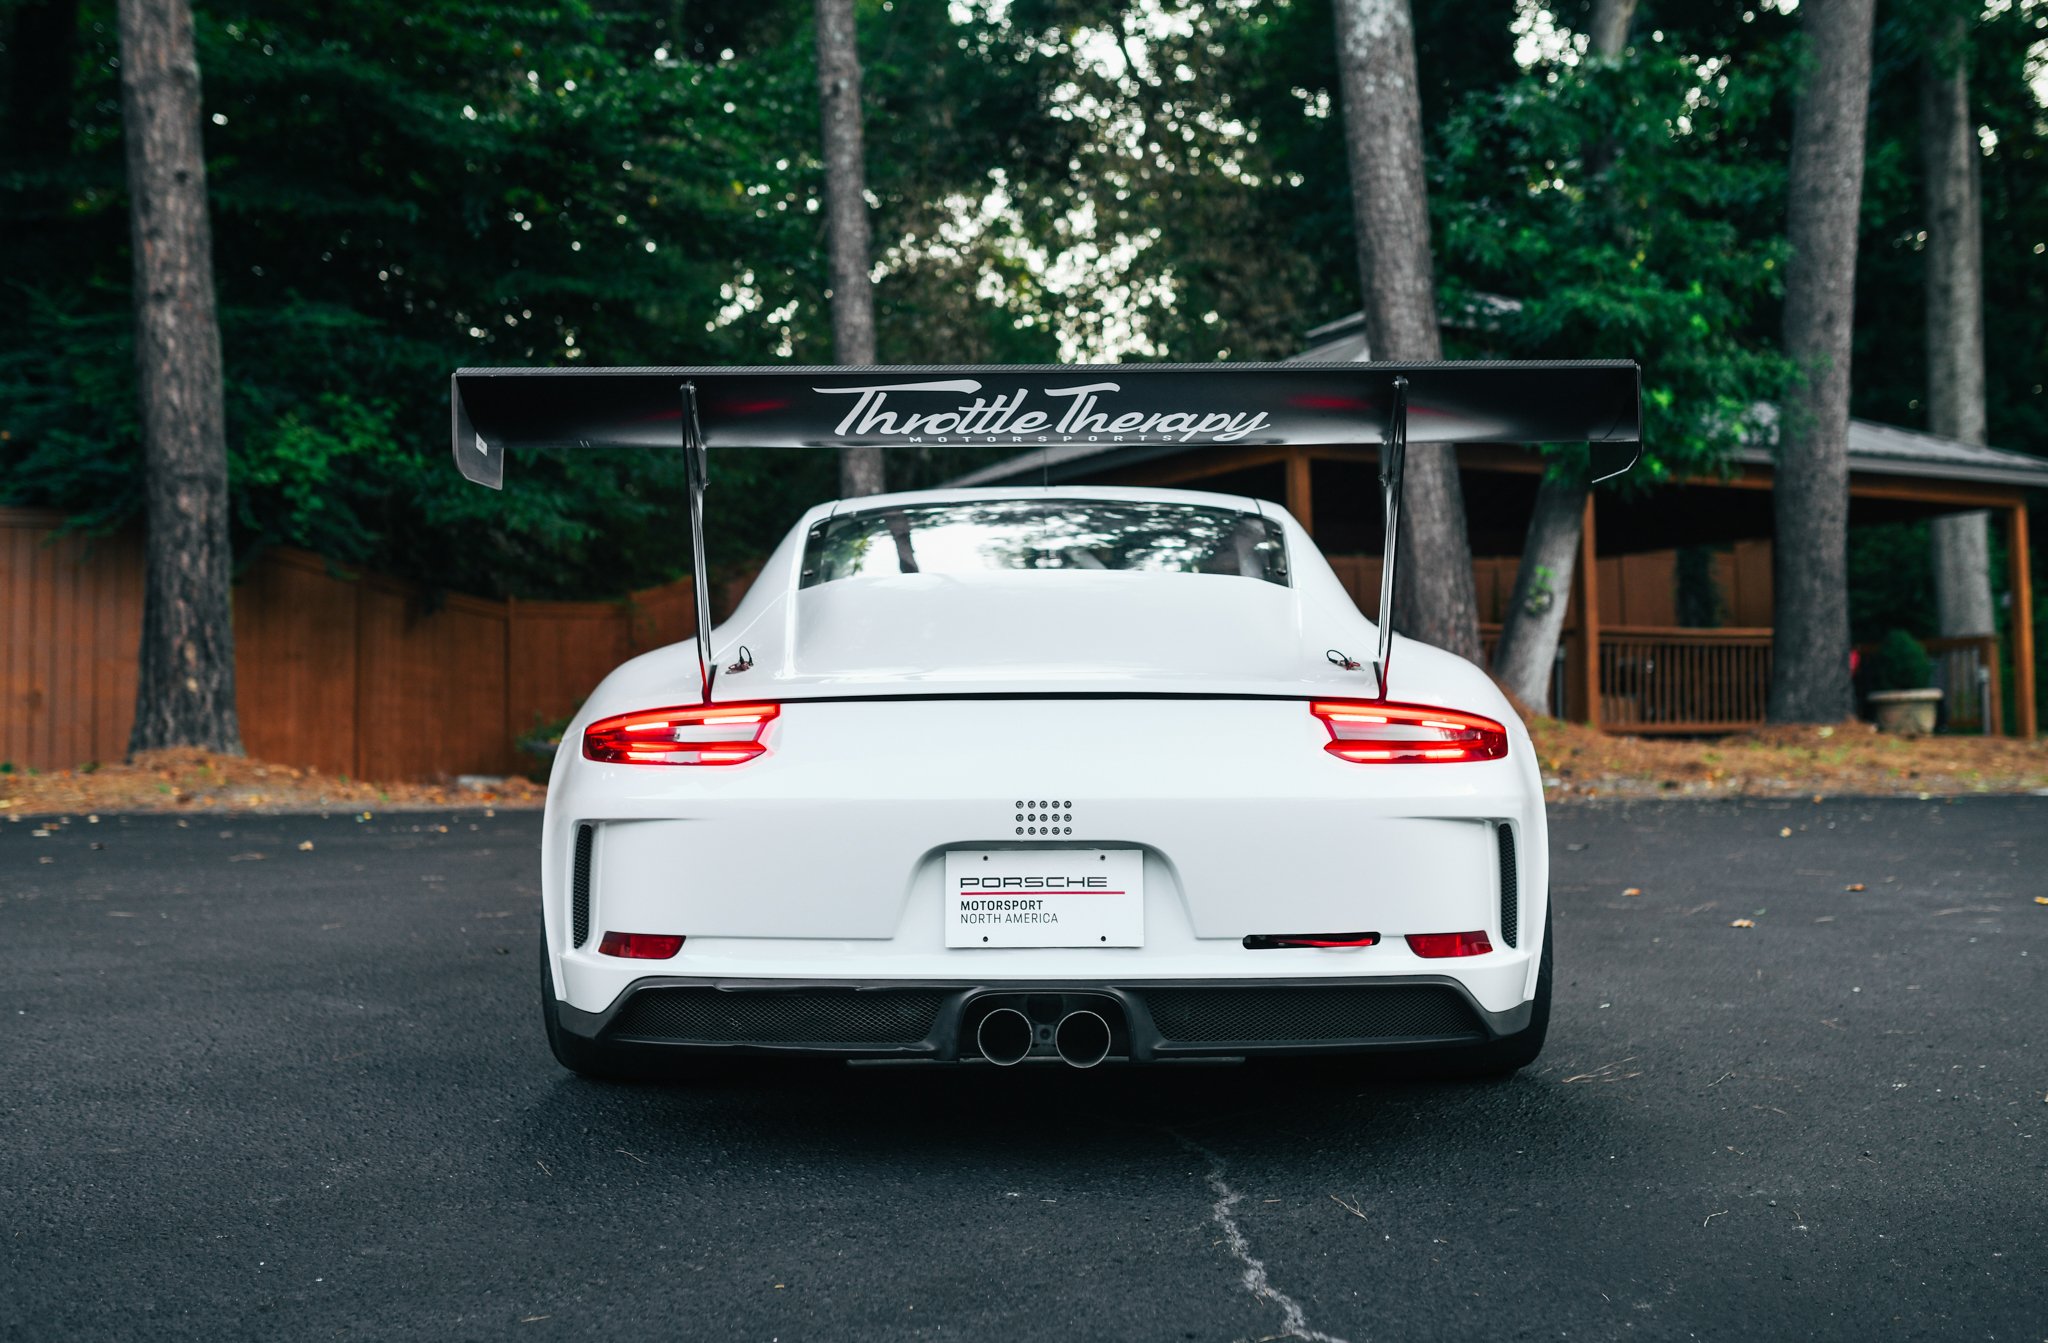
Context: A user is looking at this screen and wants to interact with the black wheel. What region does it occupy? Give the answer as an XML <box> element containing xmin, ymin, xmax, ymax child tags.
<box><xmin>539</xmin><ymin>937</ymin><xmax>659</xmax><ymax>1081</ymax></box>
<box><xmin>1437</xmin><ymin>902</ymin><xmax>1552</xmax><ymax>1079</ymax></box>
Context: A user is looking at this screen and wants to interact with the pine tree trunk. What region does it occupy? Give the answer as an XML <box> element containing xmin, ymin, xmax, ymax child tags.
<box><xmin>1768</xmin><ymin>0</ymin><xmax>1875</xmax><ymax>723</ymax></box>
<box><xmin>1587</xmin><ymin>0</ymin><xmax>1638</xmax><ymax>61</ymax></box>
<box><xmin>1488</xmin><ymin>0</ymin><xmax>1632</xmax><ymax>704</ymax></box>
<box><xmin>1493</xmin><ymin>473</ymin><xmax>1583</xmax><ymax>712</ymax></box>
<box><xmin>1921</xmin><ymin>15</ymin><xmax>1996</xmax><ymax>637</ymax></box>
<box><xmin>118</xmin><ymin>0</ymin><xmax>241</xmax><ymax>756</ymax></box>
<box><xmin>1331</xmin><ymin>0</ymin><xmax>1482</xmax><ymax>666</ymax></box>
<box><xmin>814</xmin><ymin>0</ymin><xmax>884</xmax><ymax>498</ymax></box>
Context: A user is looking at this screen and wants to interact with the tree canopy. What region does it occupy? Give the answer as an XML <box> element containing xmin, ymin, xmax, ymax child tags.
<box><xmin>2</xmin><ymin>0</ymin><xmax>2045</xmax><ymax>618</ymax></box>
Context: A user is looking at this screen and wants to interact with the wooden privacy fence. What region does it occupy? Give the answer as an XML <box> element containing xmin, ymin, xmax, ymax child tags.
<box><xmin>1</xmin><ymin>508</ymin><xmax>713</xmax><ymax>779</ymax></box>
<box><xmin>6</xmin><ymin>506</ymin><xmax>2014</xmax><ymax>769</ymax></box>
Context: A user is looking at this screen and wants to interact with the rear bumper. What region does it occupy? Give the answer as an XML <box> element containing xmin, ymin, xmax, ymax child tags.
<box><xmin>554</xmin><ymin>974</ymin><xmax>1532</xmax><ymax>1062</ymax></box>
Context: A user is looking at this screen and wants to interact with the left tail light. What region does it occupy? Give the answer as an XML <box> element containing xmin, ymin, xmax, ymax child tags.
<box><xmin>582</xmin><ymin>703</ymin><xmax>780</xmax><ymax>766</ymax></box>
<box><xmin>1311</xmin><ymin>701</ymin><xmax>1509</xmax><ymax>763</ymax></box>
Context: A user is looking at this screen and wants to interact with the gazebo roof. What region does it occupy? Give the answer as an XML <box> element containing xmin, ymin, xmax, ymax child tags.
<box><xmin>1278</xmin><ymin>309</ymin><xmax>2048</xmax><ymax>491</ymax></box>
<box><xmin>946</xmin><ymin>409</ymin><xmax>2048</xmax><ymax>492</ymax></box>
<box><xmin>951</xmin><ymin>339</ymin><xmax>2048</xmax><ymax>493</ymax></box>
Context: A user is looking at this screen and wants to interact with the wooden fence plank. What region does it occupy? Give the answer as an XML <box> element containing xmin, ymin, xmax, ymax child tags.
<box><xmin>0</xmin><ymin>510</ymin><xmax>709</xmax><ymax>779</ymax></box>
<box><xmin>235</xmin><ymin>552</ymin><xmax>363</xmax><ymax>775</ymax></box>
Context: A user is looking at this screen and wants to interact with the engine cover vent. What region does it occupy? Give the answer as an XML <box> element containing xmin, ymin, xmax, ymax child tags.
<box><xmin>1011</xmin><ymin>796</ymin><xmax>1079</xmax><ymax>837</ymax></box>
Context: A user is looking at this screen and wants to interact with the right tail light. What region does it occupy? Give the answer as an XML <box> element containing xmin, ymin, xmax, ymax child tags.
<box><xmin>582</xmin><ymin>702</ymin><xmax>779</xmax><ymax>766</ymax></box>
<box><xmin>1311</xmin><ymin>701</ymin><xmax>1508</xmax><ymax>764</ymax></box>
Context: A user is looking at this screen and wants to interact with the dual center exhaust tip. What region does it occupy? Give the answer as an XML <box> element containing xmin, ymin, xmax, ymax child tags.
<box><xmin>974</xmin><ymin>1006</ymin><xmax>1113</xmax><ymax>1069</ymax></box>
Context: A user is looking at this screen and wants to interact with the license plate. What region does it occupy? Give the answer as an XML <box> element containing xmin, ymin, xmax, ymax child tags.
<box><xmin>944</xmin><ymin>849</ymin><xmax>1144</xmax><ymax>948</ymax></box>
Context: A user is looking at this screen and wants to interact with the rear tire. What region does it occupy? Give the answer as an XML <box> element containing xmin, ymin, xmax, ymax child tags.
<box><xmin>1437</xmin><ymin>902</ymin><xmax>1552</xmax><ymax>1079</ymax></box>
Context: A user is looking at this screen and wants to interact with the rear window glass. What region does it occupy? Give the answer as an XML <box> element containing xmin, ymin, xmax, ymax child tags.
<box><xmin>799</xmin><ymin>499</ymin><xmax>1289</xmax><ymax>588</ymax></box>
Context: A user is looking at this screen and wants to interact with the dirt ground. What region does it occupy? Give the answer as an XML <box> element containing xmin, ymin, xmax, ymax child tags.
<box><xmin>3</xmin><ymin>719</ymin><xmax>2045</xmax><ymax>817</ymax></box>
<box><xmin>0</xmin><ymin>749</ymin><xmax>545</xmax><ymax>817</ymax></box>
<box><xmin>1528</xmin><ymin>714</ymin><xmax>2048</xmax><ymax>799</ymax></box>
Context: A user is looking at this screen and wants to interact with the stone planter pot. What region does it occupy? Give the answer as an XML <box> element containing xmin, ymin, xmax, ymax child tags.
<box><xmin>1867</xmin><ymin>688</ymin><xmax>1943</xmax><ymax>736</ymax></box>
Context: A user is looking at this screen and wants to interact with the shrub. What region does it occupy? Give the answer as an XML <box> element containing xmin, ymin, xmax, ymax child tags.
<box><xmin>1870</xmin><ymin>629</ymin><xmax>1934</xmax><ymax>692</ymax></box>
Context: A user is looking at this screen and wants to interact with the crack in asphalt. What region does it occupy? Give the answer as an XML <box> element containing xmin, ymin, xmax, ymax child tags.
<box><xmin>1174</xmin><ymin>1132</ymin><xmax>1351</xmax><ymax>1343</ymax></box>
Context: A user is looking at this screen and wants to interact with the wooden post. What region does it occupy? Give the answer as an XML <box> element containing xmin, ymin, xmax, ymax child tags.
<box><xmin>1576</xmin><ymin>493</ymin><xmax>1602</xmax><ymax>729</ymax></box>
<box><xmin>1285</xmin><ymin>447</ymin><xmax>1314</xmax><ymax>536</ymax></box>
<box><xmin>2010</xmin><ymin>504</ymin><xmax>2037</xmax><ymax>737</ymax></box>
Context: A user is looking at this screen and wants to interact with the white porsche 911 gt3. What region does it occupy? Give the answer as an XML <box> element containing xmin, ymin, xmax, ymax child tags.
<box><xmin>450</xmin><ymin>361</ymin><xmax>1640</xmax><ymax>1078</ymax></box>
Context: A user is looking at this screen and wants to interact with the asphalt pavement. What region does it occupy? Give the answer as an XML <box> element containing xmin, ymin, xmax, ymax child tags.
<box><xmin>2</xmin><ymin>798</ymin><xmax>2043</xmax><ymax>1341</ymax></box>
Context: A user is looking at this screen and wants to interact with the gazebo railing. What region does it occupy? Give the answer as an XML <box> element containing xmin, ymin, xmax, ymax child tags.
<box><xmin>1595</xmin><ymin>627</ymin><xmax>1774</xmax><ymax>733</ymax></box>
<box><xmin>1881</xmin><ymin>635</ymin><xmax>2001</xmax><ymax>734</ymax></box>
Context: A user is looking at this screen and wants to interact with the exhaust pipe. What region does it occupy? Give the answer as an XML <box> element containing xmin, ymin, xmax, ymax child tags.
<box><xmin>1053</xmin><ymin>1010</ymin><xmax>1112</xmax><ymax>1069</ymax></box>
<box><xmin>975</xmin><ymin>1007</ymin><xmax>1033</xmax><ymax>1066</ymax></box>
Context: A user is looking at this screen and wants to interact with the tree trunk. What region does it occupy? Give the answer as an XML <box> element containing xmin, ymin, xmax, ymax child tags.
<box><xmin>1768</xmin><ymin>0</ymin><xmax>1876</xmax><ymax>723</ymax></box>
<box><xmin>118</xmin><ymin>0</ymin><xmax>241</xmax><ymax>756</ymax></box>
<box><xmin>1331</xmin><ymin>0</ymin><xmax>1482</xmax><ymax>667</ymax></box>
<box><xmin>1493</xmin><ymin>473</ymin><xmax>1583</xmax><ymax>712</ymax></box>
<box><xmin>1921</xmin><ymin>15</ymin><xmax>1996</xmax><ymax>637</ymax></box>
<box><xmin>1488</xmin><ymin>0</ymin><xmax>1634</xmax><ymax>705</ymax></box>
<box><xmin>814</xmin><ymin>0</ymin><xmax>884</xmax><ymax>498</ymax></box>
<box><xmin>1587</xmin><ymin>0</ymin><xmax>1638</xmax><ymax>61</ymax></box>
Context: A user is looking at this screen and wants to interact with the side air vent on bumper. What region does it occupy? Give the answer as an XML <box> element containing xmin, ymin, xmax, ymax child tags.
<box><xmin>1497</xmin><ymin>822</ymin><xmax>1519</xmax><ymax>949</ymax></box>
<box><xmin>1140</xmin><ymin>985</ymin><xmax>1485</xmax><ymax>1045</ymax></box>
<box><xmin>606</xmin><ymin>988</ymin><xmax>949</xmax><ymax>1047</ymax></box>
<box><xmin>571</xmin><ymin>824</ymin><xmax>594</xmax><ymax>949</ymax></box>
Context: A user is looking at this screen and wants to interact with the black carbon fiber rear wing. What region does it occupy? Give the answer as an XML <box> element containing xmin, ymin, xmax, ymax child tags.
<box><xmin>450</xmin><ymin>361</ymin><xmax>1642</xmax><ymax>698</ymax></box>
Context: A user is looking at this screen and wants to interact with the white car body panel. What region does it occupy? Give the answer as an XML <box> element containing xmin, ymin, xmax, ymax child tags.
<box><xmin>539</xmin><ymin>485</ymin><xmax>1548</xmax><ymax>1059</ymax></box>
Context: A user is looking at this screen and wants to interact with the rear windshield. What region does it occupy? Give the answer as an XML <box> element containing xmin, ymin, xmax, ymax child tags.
<box><xmin>799</xmin><ymin>499</ymin><xmax>1289</xmax><ymax>589</ymax></box>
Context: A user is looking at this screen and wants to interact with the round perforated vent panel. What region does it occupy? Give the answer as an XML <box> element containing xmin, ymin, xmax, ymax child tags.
<box><xmin>1013</xmin><ymin>797</ymin><xmax>1077</xmax><ymax>836</ymax></box>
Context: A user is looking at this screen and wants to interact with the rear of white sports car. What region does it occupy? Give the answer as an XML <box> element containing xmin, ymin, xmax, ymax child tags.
<box><xmin>537</xmin><ymin>488</ymin><xmax>1551</xmax><ymax>1076</ymax></box>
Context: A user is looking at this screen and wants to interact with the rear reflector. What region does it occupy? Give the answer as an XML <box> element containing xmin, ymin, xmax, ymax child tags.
<box><xmin>1310</xmin><ymin>701</ymin><xmax>1508</xmax><ymax>764</ymax></box>
<box><xmin>1405</xmin><ymin>931</ymin><xmax>1494</xmax><ymax>958</ymax></box>
<box><xmin>583</xmin><ymin>702</ymin><xmax>779</xmax><ymax>766</ymax></box>
<box><xmin>597</xmin><ymin>931</ymin><xmax>686</xmax><ymax>959</ymax></box>
<box><xmin>1243</xmin><ymin>932</ymin><xmax>1381</xmax><ymax>949</ymax></box>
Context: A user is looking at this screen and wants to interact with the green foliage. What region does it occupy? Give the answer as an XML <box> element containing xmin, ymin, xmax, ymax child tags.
<box><xmin>1871</xmin><ymin>627</ymin><xmax>1936</xmax><ymax>691</ymax></box>
<box><xmin>1848</xmin><ymin>520</ymin><xmax>1935</xmax><ymax>642</ymax></box>
<box><xmin>1674</xmin><ymin>545</ymin><xmax>1725</xmax><ymax>628</ymax></box>
<box><xmin>1432</xmin><ymin>35</ymin><xmax>1795</xmax><ymax>489</ymax></box>
<box><xmin>0</xmin><ymin>0</ymin><xmax>2041</xmax><ymax>637</ymax></box>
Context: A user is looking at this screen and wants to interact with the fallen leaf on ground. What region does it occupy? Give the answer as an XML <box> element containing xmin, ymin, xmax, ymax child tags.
<box><xmin>1730</xmin><ymin>918</ymin><xmax>1756</xmax><ymax>928</ymax></box>
<box><xmin>1845</xmin><ymin>883</ymin><xmax>1865</xmax><ymax>892</ymax></box>
<box><xmin>1779</xmin><ymin>827</ymin><xmax>1793</xmax><ymax>838</ymax></box>
<box><xmin>297</xmin><ymin>840</ymin><xmax>314</xmax><ymax>851</ymax></box>
<box><xmin>1623</xmin><ymin>887</ymin><xmax>1643</xmax><ymax>897</ymax></box>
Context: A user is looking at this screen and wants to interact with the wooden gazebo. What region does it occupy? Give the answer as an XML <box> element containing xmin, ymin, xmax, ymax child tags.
<box><xmin>951</xmin><ymin>402</ymin><xmax>2043</xmax><ymax>738</ymax></box>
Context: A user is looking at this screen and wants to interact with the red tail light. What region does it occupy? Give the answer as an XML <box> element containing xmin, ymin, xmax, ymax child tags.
<box><xmin>1406</xmin><ymin>931</ymin><xmax>1494</xmax><ymax>958</ymax></box>
<box><xmin>598</xmin><ymin>931</ymin><xmax>685</xmax><ymax>959</ymax></box>
<box><xmin>1311</xmin><ymin>701</ymin><xmax>1509</xmax><ymax>763</ymax></box>
<box><xmin>582</xmin><ymin>703</ymin><xmax>779</xmax><ymax>766</ymax></box>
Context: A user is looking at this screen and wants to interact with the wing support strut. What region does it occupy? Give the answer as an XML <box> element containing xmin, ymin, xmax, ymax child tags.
<box><xmin>682</xmin><ymin>382</ymin><xmax>714</xmax><ymax>702</ymax></box>
<box><xmin>1372</xmin><ymin>376</ymin><xmax>1408</xmax><ymax>700</ymax></box>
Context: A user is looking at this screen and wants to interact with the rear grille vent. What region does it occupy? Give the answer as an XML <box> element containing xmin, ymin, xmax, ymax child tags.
<box><xmin>570</xmin><ymin>824</ymin><xmax>594</xmax><ymax>948</ymax></box>
<box><xmin>1141</xmin><ymin>985</ymin><xmax>1484</xmax><ymax>1044</ymax></box>
<box><xmin>1497</xmin><ymin>823</ymin><xmax>1519</xmax><ymax>949</ymax></box>
<box><xmin>607</xmin><ymin>989</ymin><xmax>947</xmax><ymax>1046</ymax></box>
